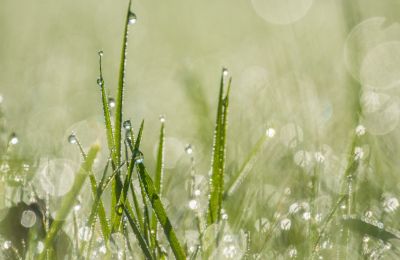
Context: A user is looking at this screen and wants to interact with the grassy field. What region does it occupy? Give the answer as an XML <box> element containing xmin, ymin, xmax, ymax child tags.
<box><xmin>1</xmin><ymin>0</ymin><xmax>400</xmax><ymax>259</ymax></box>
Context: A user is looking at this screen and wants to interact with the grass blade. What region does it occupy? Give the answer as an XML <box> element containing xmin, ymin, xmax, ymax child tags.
<box><xmin>38</xmin><ymin>144</ymin><xmax>100</xmax><ymax>260</ymax></box>
<box><xmin>123</xmin><ymin>207</ymin><xmax>154</xmax><ymax>260</ymax></box>
<box><xmin>111</xmin><ymin>0</ymin><xmax>133</xmax><ymax>227</ymax></box>
<box><xmin>136</xmin><ymin>162</ymin><xmax>186</xmax><ymax>260</ymax></box>
<box><xmin>150</xmin><ymin>121</ymin><xmax>165</xmax><ymax>248</ymax></box>
<box><xmin>207</xmin><ymin>69</ymin><xmax>231</xmax><ymax>225</ymax></box>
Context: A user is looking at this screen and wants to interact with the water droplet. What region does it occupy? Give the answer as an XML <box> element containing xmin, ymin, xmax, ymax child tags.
<box><xmin>21</xmin><ymin>210</ymin><xmax>36</xmax><ymax>228</ymax></box>
<box><xmin>289</xmin><ymin>203</ymin><xmax>301</xmax><ymax>214</ymax></box>
<box><xmin>355</xmin><ymin>125</ymin><xmax>366</xmax><ymax>136</ymax></box>
<box><xmin>188</xmin><ymin>199</ymin><xmax>198</xmax><ymax>210</ymax></box>
<box><xmin>383</xmin><ymin>197</ymin><xmax>399</xmax><ymax>213</ymax></box>
<box><xmin>302</xmin><ymin>211</ymin><xmax>311</xmax><ymax>221</ymax></box>
<box><xmin>108</xmin><ymin>97</ymin><xmax>116</xmax><ymax>108</ymax></box>
<box><xmin>222</xmin><ymin>245</ymin><xmax>237</xmax><ymax>258</ymax></box>
<box><xmin>99</xmin><ymin>245</ymin><xmax>107</xmax><ymax>254</ymax></box>
<box><xmin>115</xmin><ymin>204</ymin><xmax>124</xmax><ymax>215</ymax></box>
<box><xmin>288</xmin><ymin>246</ymin><xmax>298</xmax><ymax>258</ymax></box>
<box><xmin>222</xmin><ymin>68</ymin><xmax>229</xmax><ymax>77</ymax></box>
<box><xmin>37</xmin><ymin>241</ymin><xmax>44</xmax><ymax>253</ymax></box>
<box><xmin>134</xmin><ymin>152</ymin><xmax>144</xmax><ymax>164</ymax></box>
<box><xmin>265</xmin><ymin>127</ymin><xmax>276</xmax><ymax>138</ymax></box>
<box><xmin>123</xmin><ymin>120</ymin><xmax>132</xmax><ymax>130</ymax></box>
<box><xmin>185</xmin><ymin>144</ymin><xmax>193</xmax><ymax>155</ymax></box>
<box><xmin>354</xmin><ymin>146</ymin><xmax>364</xmax><ymax>160</ymax></box>
<box><xmin>9</xmin><ymin>133</ymin><xmax>18</xmax><ymax>145</ymax></box>
<box><xmin>68</xmin><ymin>133</ymin><xmax>77</xmax><ymax>144</ymax></box>
<box><xmin>128</xmin><ymin>12</ymin><xmax>137</xmax><ymax>25</ymax></box>
<box><xmin>364</xmin><ymin>210</ymin><xmax>373</xmax><ymax>218</ymax></box>
<box><xmin>159</xmin><ymin>115</ymin><xmax>166</xmax><ymax>123</ymax></box>
<box><xmin>73</xmin><ymin>204</ymin><xmax>81</xmax><ymax>212</ymax></box>
<box><xmin>98</xmin><ymin>50</ymin><xmax>104</xmax><ymax>57</ymax></box>
<box><xmin>97</xmin><ymin>77</ymin><xmax>104</xmax><ymax>86</ymax></box>
<box><xmin>194</xmin><ymin>189</ymin><xmax>201</xmax><ymax>196</ymax></box>
<box><xmin>280</xmin><ymin>218</ymin><xmax>291</xmax><ymax>230</ymax></box>
<box><xmin>3</xmin><ymin>241</ymin><xmax>12</xmax><ymax>250</ymax></box>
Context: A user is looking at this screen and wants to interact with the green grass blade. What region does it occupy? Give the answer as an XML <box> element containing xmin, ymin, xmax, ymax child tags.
<box><xmin>111</xmin><ymin>0</ymin><xmax>133</xmax><ymax>226</ymax></box>
<box><xmin>150</xmin><ymin>121</ymin><xmax>165</xmax><ymax>248</ymax></box>
<box><xmin>114</xmin><ymin>0</ymin><xmax>132</xmax><ymax>166</ymax></box>
<box><xmin>136</xmin><ymin>162</ymin><xmax>186</xmax><ymax>260</ymax></box>
<box><xmin>207</xmin><ymin>70</ymin><xmax>230</xmax><ymax>225</ymax></box>
<box><xmin>38</xmin><ymin>144</ymin><xmax>100</xmax><ymax>260</ymax></box>
<box><xmin>224</xmin><ymin>133</ymin><xmax>267</xmax><ymax>197</ymax></box>
<box><xmin>342</xmin><ymin>217</ymin><xmax>400</xmax><ymax>241</ymax></box>
<box><xmin>123</xmin><ymin>207</ymin><xmax>154</xmax><ymax>260</ymax></box>
<box><xmin>74</xmin><ymin>136</ymin><xmax>111</xmax><ymax>240</ymax></box>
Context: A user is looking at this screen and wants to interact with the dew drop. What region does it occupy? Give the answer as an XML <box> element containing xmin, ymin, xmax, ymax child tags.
<box><xmin>185</xmin><ymin>144</ymin><xmax>193</xmax><ymax>155</ymax></box>
<box><xmin>98</xmin><ymin>50</ymin><xmax>104</xmax><ymax>57</ymax></box>
<box><xmin>194</xmin><ymin>189</ymin><xmax>201</xmax><ymax>196</ymax></box>
<box><xmin>68</xmin><ymin>133</ymin><xmax>77</xmax><ymax>144</ymax></box>
<box><xmin>289</xmin><ymin>203</ymin><xmax>301</xmax><ymax>214</ymax></box>
<box><xmin>302</xmin><ymin>211</ymin><xmax>311</xmax><ymax>221</ymax></box>
<box><xmin>21</xmin><ymin>210</ymin><xmax>36</xmax><ymax>228</ymax></box>
<box><xmin>3</xmin><ymin>240</ymin><xmax>12</xmax><ymax>250</ymax></box>
<box><xmin>383</xmin><ymin>197</ymin><xmax>399</xmax><ymax>213</ymax></box>
<box><xmin>128</xmin><ymin>12</ymin><xmax>137</xmax><ymax>25</ymax></box>
<box><xmin>36</xmin><ymin>241</ymin><xmax>44</xmax><ymax>253</ymax></box>
<box><xmin>115</xmin><ymin>204</ymin><xmax>124</xmax><ymax>215</ymax></box>
<box><xmin>134</xmin><ymin>153</ymin><xmax>144</xmax><ymax>164</ymax></box>
<box><xmin>108</xmin><ymin>97</ymin><xmax>116</xmax><ymax>108</ymax></box>
<box><xmin>188</xmin><ymin>199</ymin><xmax>198</xmax><ymax>210</ymax></box>
<box><xmin>222</xmin><ymin>67</ymin><xmax>229</xmax><ymax>77</ymax></box>
<box><xmin>280</xmin><ymin>218</ymin><xmax>291</xmax><ymax>230</ymax></box>
<box><xmin>265</xmin><ymin>127</ymin><xmax>276</xmax><ymax>138</ymax></box>
<box><xmin>355</xmin><ymin>125</ymin><xmax>366</xmax><ymax>136</ymax></box>
<box><xmin>123</xmin><ymin>120</ymin><xmax>132</xmax><ymax>130</ymax></box>
<box><xmin>288</xmin><ymin>246</ymin><xmax>298</xmax><ymax>258</ymax></box>
<box><xmin>97</xmin><ymin>77</ymin><xmax>104</xmax><ymax>86</ymax></box>
<box><xmin>354</xmin><ymin>146</ymin><xmax>364</xmax><ymax>160</ymax></box>
<box><xmin>159</xmin><ymin>115</ymin><xmax>166</xmax><ymax>123</ymax></box>
<box><xmin>9</xmin><ymin>133</ymin><xmax>18</xmax><ymax>145</ymax></box>
<box><xmin>222</xmin><ymin>245</ymin><xmax>237</xmax><ymax>258</ymax></box>
<box><xmin>73</xmin><ymin>204</ymin><xmax>81</xmax><ymax>212</ymax></box>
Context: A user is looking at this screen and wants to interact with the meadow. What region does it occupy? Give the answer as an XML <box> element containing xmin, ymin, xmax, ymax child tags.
<box><xmin>1</xmin><ymin>0</ymin><xmax>400</xmax><ymax>259</ymax></box>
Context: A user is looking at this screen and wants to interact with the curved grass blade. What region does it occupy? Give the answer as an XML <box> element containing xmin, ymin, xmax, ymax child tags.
<box><xmin>136</xmin><ymin>162</ymin><xmax>186</xmax><ymax>260</ymax></box>
<box><xmin>124</xmin><ymin>207</ymin><xmax>154</xmax><ymax>260</ymax></box>
<box><xmin>38</xmin><ymin>144</ymin><xmax>100</xmax><ymax>260</ymax></box>
<box><xmin>207</xmin><ymin>70</ymin><xmax>231</xmax><ymax>225</ymax></box>
<box><xmin>112</xmin><ymin>0</ymin><xmax>133</xmax><ymax>227</ymax></box>
<box><xmin>73</xmin><ymin>136</ymin><xmax>111</xmax><ymax>240</ymax></box>
<box><xmin>150</xmin><ymin>121</ymin><xmax>165</xmax><ymax>249</ymax></box>
<box><xmin>342</xmin><ymin>217</ymin><xmax>400</xmax><ymax>241</ymax></box>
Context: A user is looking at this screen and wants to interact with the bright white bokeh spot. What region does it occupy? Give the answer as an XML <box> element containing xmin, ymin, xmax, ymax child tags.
<box><xmin>188</xmin><ymin>199</ymin><xmax>198</xmax><ymax>210</ymax></box>
<box><xmin>280</xmin><ymin>218</ymin><xmax>291</xmax><ymax>230</ymax></box>
<box><xmin>360</xmin><ymin>42</ymin><xmax>400</xmax><ymax>90</ymax></box>
<box><xmin>251</xmin><ymin>0</ymin><xmax>313</xmax><ymax>25</ymax></box>
<box><xmin>265</xmin><ymin>127</ymin><xmax>276</xmax><ymax>138</ymax></box>
<box><xmin>383</xmin><ymin>197</ymin><xmax>399</xmax><ymax>213</ymax></box>
<box><xmin>21</xmin><ymin>210</ymin><xmax>36</xmax><ymax>228</ymax></box>
<box><xmin>354</xmin><ymin>147</ymin><xmax>364</xmax><ymax>160</ymax></box>
<box><xmin>355</xmin><ymin>125</ymin><xmax>366</xmax><ymax>136</ymax></box>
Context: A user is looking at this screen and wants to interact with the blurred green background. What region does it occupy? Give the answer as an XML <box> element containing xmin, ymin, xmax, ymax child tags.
<box><xmin>2</xmin><ymin>0</ymin><xmax>400</xmax><ymax>258</ymax></box>
<box><xmin>1</xmin><ymin>0</ymin><xmax>400</xmax><ymax>159</ymax></box>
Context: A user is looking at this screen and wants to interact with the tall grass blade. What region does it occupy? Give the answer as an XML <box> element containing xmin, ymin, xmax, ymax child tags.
<box><xmin>207</xmin><ymin>70</ymin><xmax>231</xmax><ymax>225</ymax></box>
<box><xmin>136</xmin><ymin>162</ymin><xmax>186</xmax><ymax>260</ymax></box>
<box><xmin>38</xmin><ymin>144</ymin><xmax>99</xmax><ymax>260</ymax></box>
<box><xmin>123</xmin><ymin>207</ymin><xmax>154</xmax><ymax>260</ymax></box>
<box><xmin>111</xmin><ymin>0</ymin><xmax>133</xmax><ymax>226</ymax></box>
<box><xmin>150</xmin><ymin>121</ymin><xmax>165</xmax><ymax>248</ymax></box>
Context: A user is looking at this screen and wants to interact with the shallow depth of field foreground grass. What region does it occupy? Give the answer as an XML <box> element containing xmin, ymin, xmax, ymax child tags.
<box><xmin>2</xmin><ymin>0</ymin><xmax>400</xmax><ymax>259</ymax></box>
